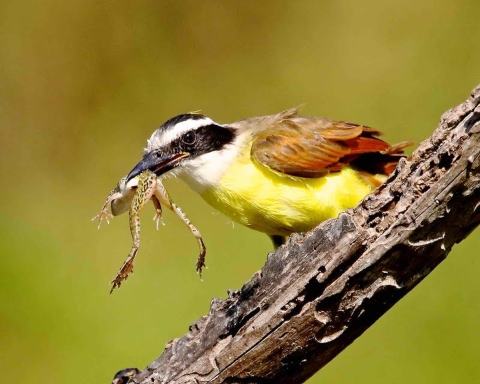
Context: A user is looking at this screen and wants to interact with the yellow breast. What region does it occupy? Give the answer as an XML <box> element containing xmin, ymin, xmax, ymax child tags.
<box><xmin>200</xmin><ymin>151</ymin><xmax>380</xmax><ymax>236</ymax></box>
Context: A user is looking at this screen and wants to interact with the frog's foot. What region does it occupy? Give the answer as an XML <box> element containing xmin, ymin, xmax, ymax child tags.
<box><xmin>109</xmin><ymin>252</ymin><xmax>137</xmax><ymax>294</ymax></box>
<box><xmin>92</xmin><ymin>208</ymin><xmax>113</xmax><ymax>229</ymax></box>
<box><xmin>195</xmin><ymin>247</ymin><xmax>207</xmax><ymax>280</ymax></box>
<box><xmin>151</xmin><ymin>195</ymin><xmax>164</xmax><ymax>230</ymax></box>
<box><xmin>152</xmin><ymin>211</ymin><xmax>165</xmax><ymax>230</ymax></box>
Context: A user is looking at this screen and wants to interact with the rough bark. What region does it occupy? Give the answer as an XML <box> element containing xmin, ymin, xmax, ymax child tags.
<box><xmin>130</xmin><ymin>85</ymin><xmax>480</xmax><ymax>384</ymax></box>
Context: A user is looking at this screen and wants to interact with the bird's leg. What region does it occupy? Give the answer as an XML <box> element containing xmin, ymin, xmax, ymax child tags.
<box><xmin>153</xmin><ymin>179</ymin><xmax>207</xmax><ymax>277</ymax></box>
<box><xmin>270</xmin><ymin>235</ymin><xmax>287</xmax><ymax>249</ymax></box>
<box><xmin>110</xmin><ymin>171</ymin><xmax>157</xmax><ymax>293</ymax></box>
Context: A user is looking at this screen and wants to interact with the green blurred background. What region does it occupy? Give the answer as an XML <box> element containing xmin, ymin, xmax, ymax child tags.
<box><xmin>1</xmin><ymin>1</ymin><xmax>479</xmax><ymax>383</ymax></box>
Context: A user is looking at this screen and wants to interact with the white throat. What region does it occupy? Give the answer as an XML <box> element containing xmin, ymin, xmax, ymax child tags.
<box><xmin>173</xmin><ymin>143</ymin><xmax>240</xmax><ymax>194</ymax></box>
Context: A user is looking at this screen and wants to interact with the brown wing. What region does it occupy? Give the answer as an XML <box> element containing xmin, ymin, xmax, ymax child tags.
<box><xmin>251</xmin><ymin>116</ymin><xmax>409</xmax><ymax>178</ymax></box>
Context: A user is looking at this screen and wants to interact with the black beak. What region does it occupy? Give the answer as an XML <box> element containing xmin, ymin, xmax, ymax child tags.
<box><xmin>126</xmin><ymin>151</ymin><xmax>189</xmax><ymax>182</ymax></box>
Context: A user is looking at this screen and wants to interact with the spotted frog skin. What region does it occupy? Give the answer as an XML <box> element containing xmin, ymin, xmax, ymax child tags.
<box><xmin>93</xmin><ymin>170</ymin><xmax>206</xmax><ymax>293</ymax></box>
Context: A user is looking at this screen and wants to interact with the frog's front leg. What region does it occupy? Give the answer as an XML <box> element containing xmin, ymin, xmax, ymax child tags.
<box><xmin>151</xmin><ymin>195</ymin><xmax>164</xmax><ymax>230</ymax></box>
<box><xmin>92</xmin><ymin>186</ymin><xmax>124</xmax><ymax>229</ymax></box>
<box><xmin>153</xmin><ymin>179</ymin><xmax>207</xmax><ymax>277</ymax></box>
<box><xmin>110</xmin><ymin>171</ymin><xmax>157</xmax><ymax>293</ymax></box>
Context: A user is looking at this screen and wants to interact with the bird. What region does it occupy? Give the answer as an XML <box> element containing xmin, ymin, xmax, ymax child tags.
<box><xmin>124</xmin><ymin>108</ymin><xmax>409</xmax><ymax>248</ymax></box>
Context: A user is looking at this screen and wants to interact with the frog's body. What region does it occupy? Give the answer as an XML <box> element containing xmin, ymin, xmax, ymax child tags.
<box><xmin>93</xmin><ymin>170</ymin><xmax>205</xmax><ymax>293</ymax></box>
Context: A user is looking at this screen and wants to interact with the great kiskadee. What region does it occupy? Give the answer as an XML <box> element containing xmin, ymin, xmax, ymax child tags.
<box><xmin>125</xmin><ymin>108</ymin><xmax>409</xmax><ymax>247</ymax></box>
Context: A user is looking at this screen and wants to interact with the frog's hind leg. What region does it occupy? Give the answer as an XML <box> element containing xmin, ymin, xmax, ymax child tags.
<box><xmin>110</xmin><ymin>171</ymin><xmax>157</xmax><ymax>293</ymax></box>
<box><xmin>154</xmin><ymin>180</ymin><xmax>207</xmax><ymax>277</ymax></box>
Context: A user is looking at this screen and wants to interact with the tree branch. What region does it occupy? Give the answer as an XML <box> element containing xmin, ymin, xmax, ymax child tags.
<box><xmin>130</xmin><ymin>85</ymin><xmax>480</xmax><ymax>384</ymax></box>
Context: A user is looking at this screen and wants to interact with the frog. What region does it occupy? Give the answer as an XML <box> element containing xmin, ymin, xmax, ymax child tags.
<box><xmin>93</xmin><ymin>170</ymin><xmax>206</xmax><ymax>293</ymax></box>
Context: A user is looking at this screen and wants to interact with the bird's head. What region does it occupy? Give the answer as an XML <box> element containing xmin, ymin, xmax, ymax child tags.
<box><xmin>125</xmin><ymin>113</ymin><xmax>237</xmax><ymax>192</ymax></box>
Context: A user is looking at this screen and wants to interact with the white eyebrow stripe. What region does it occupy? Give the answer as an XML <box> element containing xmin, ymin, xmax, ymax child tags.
<box><xmin>146</xmin><ymin>117</ymin><xmax>216</xmax><ymax>151</ymax></box>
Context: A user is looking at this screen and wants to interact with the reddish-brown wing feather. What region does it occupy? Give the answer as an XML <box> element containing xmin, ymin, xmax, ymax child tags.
<box><xmin>251</xmin><ymin>117</ymin><xmax>407</xmax><ymax>178</ymax></box>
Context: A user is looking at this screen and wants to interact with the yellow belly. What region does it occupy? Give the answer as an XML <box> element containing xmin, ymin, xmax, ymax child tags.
<box><xmin>200</xmin><ymin>155</ymin><xmax>381</xmax><ymax>236</ymax></box>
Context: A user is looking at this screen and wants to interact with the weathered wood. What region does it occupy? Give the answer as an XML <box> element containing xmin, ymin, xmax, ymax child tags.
<box><xmin>130</xmin><ymin>85</ymin><xmax>480</xmax><ymax>384</ymax></box>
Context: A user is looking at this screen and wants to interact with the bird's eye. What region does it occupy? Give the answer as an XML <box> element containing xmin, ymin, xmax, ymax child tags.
<box><xmin>182</xmin><ymin>131</ymin><xmax>196</xmax><ymax>145</ymax></box>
